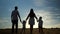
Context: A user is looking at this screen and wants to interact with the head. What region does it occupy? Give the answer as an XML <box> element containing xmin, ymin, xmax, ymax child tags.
<box><xmin>30</xmin><ymin>8</ymin><xmax>34</xmax><ymax>13</ymax></box>
<box><xmin>23</xmin><ymin>20</ymin><xmax>26</xmax><ymax>23</ymax></box>
<box><xmin>15</xmin><ymin>6</ymin><xmax>18</xmax><ymax>10</ymax></box>
<box><xmin>39</xmin><ymin>16</ymin><xmax>42</xmax><ymax>20</ymax></box>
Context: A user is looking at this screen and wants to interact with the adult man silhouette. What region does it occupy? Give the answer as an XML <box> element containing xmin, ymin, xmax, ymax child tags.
<box><xmin>11</xmin><ymin>6</ymin><xmax>21</xmax><ymax>34</ymax></box>
<box><xmin>26</xmin><ymin>9</ymin><xmax>38</xmax><ymax>34</ymax></box>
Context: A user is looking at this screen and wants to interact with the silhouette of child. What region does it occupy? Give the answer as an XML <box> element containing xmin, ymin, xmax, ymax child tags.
<box><xmin>38</xmin><ymin>16</ymin><xmax>43</xmax><ymax>34</ymax></box>
<box><xmin>21</xmin><ymin>20</ymin><xmax>26</xmax><ymax>34</ymax></box>
<box><xmin>22</xmin><ymin>20</ymin><xmax>26</xmax><ymax>30</ymax></box>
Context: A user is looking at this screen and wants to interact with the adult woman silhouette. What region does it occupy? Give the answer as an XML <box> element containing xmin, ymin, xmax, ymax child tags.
<box><xmin>26</xmin><ymin>8</ymin><xmax>38</xmax><ymax>34</ymax></box>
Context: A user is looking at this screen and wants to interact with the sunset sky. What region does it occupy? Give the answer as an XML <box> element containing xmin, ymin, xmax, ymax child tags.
<box><xmin>0</xmin><ymin>0</ymin><xmax>60</xmax><ymax>29</ymax></box>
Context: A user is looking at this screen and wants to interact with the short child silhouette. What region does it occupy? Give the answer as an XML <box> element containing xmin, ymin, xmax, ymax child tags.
<box><xmin>21</xmin><ymin>20</ymin><xmax>26</xmax><ymax>34</ymax></box>
<box><xmin>38</xmin><ymin>16</ymin><xmax>44</xmax><ymax>34</ymax></box>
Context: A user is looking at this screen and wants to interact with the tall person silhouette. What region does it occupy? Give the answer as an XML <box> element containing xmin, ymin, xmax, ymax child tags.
<box><xmin>26</xmin><ymin>9</ymin><xmax>38</xmax><ymax>34</ymax></box>
<box><xmin>38</xmin><ymin>17</ymin><xmax>44</xmax><ymax>34</ymax></box>
<box><xmin>11</xmin><ymin>6</ymin><xmax>21</xmax><ymax>34</ymax></box>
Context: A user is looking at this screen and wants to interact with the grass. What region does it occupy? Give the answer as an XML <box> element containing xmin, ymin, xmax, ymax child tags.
<box><xmin>0</xmin><ymin>28</ymin><xmax>60</xmax><ymax>34</ymax></box>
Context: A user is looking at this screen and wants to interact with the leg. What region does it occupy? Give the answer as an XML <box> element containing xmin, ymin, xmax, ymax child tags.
<box><xmin>39</xmin><ymin>26</ymin><xmax>40</xmax><ymax>33</ymax></box>
<box><xmin>16</xmin><ymin>23</ymin><xmax>18</xmax><ymax>34</ymax></box>
<box><xmin>12</xmin><ymin>23</ymin><xmax>14</xmax><ymax>34</ymax></box>
<box><xmin>30</xmin><ymin>25</ymin><xmax>33</xmax><ymax>34</ymax></box>
<box><xmin>23</xmin><ymin>26</ymin><xmax>25</xmax><ymax>34</ymax></box>
<box><xmin>39</xmin><ymin>28</ymin><xmax>40</xmax><ymax>33</ymax></box>
<box><xmin>21</xmin><ymin>25</ymin><xmax>26</xmax><ymax>34</ymax></box>
<box><xmin>21</xmin><ymin>26</ymin><xmax>24</xmax><ymax>34</ymax></box>
<box><xmin>39</xmin><ymin>26</ymin><xmax>43</xmax><ymax>34</ymax></box>
<box><xmin>21</xmin><ymin>28</ymin><xmax>23</xmax><ymax>34</ymax></box>
<box><xmin>39</xmin><ymin>27</ymin><xmax>44</xmax><ymax>34</ymax></box>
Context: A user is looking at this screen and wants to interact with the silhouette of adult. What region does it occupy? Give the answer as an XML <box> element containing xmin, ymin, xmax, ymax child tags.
<box><xmin>11</xmin><ymin>6</ymin><xmax>21</xmax><ymax>34</ymax></box>
<box><xmin>26</xmin><ymin>9</ymin><xmax>38</xmax><ymax>34</ymax></box>
<box><xmin>38</xmin><ymin>17</ymin><xmax>44</xmax><ymax>34</ymax></box>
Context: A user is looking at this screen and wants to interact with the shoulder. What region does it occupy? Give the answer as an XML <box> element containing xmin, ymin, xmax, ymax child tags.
<box><xmin>33</xmin><ymin>13</ymin><xmax>35</xmax><ymax>16</ymax></box>
<box><xmin>42</xmin><ymin>20</ymin><xmax>43</xmax><ymax>22</ymax></box>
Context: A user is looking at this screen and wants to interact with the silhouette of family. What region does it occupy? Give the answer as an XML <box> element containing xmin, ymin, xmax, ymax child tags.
<box><xmin>11</xmin><ymin>6</ymin><xmax>44</xmax><ymax>34</ymax></box>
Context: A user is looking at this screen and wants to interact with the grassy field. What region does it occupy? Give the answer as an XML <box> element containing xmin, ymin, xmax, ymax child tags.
<box><xmin>0</xmin><ymin>28</ymin><xmax>60</xmax><ymax>34</ymax></box>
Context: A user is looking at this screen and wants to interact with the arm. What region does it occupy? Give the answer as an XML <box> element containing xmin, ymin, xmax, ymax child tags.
<box><xmin>17</xmin><ymin>11</ymin><xmax>22</xmax><ymax>22</ymax></box>
<box><xmin>26</xmin><ymin>13</ymin><xmax>30</xmax><ymax>21</ymax></box>
<box><xmin>34</xmin><ymin>14</ymin><xmax>38</xmax><ymax>22</ymax></box>
<box><xmin>35</xmin><ymin>14</ymin><xmax>38</xmax><ymax>20</ymax></box>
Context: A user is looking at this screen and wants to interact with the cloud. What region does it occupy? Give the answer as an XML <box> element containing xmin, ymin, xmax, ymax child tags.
<box><xmin>32</xmin><ymin>0</ymin><xmax>46</xmax><ymax>7</ymax></box>
<box><xmin>0</xmin><ymin>17</ymin><xmax>11</xmax><ymax>29</ymax></box>
<box><xmin>32</xmin><ymin>0</ymin><xmax>60</xmax><ymax>9</ymax></box>
<box><xmin>0</xmin><ymin>17</ymin><xmax>10</xmax><ymax>23</ymax></box>
<box><xmin>54</xmin><ymin>24</ymin><xmax>60</xmax><ymax>28</ymax></box>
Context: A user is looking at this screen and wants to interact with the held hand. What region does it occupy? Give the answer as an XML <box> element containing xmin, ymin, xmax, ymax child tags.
<box><xmin>20</xmin><ymin>20</ymin><xmax>22</xmax><ymax>23</ymax></box>
<box><xmin>26</xmin><ymin>19</ymin><xmax>27</xmax><ymax>22</ymax></box>
<box><xmin>20</xmin><ymin>19</ymin><xmax>21</xmax><ymax>22</ymax></box>
<box><xmin>20</xmin><ymin>19</ymin><xmax>22</xmax><ymax>23</ymax></box>
<box><xmin>37</xmin><ymin>20</ymin><xmax>39</xmax><ymax>22</ymax></box>
<box><xmin>36</xmin><ymin>18</ymin><xmax>38</xmax><ymax>22</ymax></box>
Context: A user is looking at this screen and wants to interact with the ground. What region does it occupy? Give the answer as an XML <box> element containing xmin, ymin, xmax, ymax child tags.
<box><xmin>0</xmin><ymin>28</ymin><xmax>60</xmax><ymax>34</ymax></box>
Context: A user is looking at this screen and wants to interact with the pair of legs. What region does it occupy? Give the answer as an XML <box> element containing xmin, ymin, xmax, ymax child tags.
<box><xmin>21</xmin><ymin>25</ymin><xmax>26</xmax><ymax>34</ymax></box>
<box><xmin>30</xmin><ymin>25</ymin><xmax>33</xmax><ymax>34</ymax></box>
<box><xmin>12</xmin><ymin>20</ymin><xmax>18</xmax><ymax>34</ymax></box>
<box><xmin>38</xmin><ymin>26</ymin><xmax>44</xmax><ymax>34</ymax></box>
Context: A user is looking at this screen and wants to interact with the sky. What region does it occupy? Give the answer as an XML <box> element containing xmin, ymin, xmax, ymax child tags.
<box><xmin>0</xmin><ymin>0</ymin><xmax>60</xmax><ymax>29</ymax></box>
